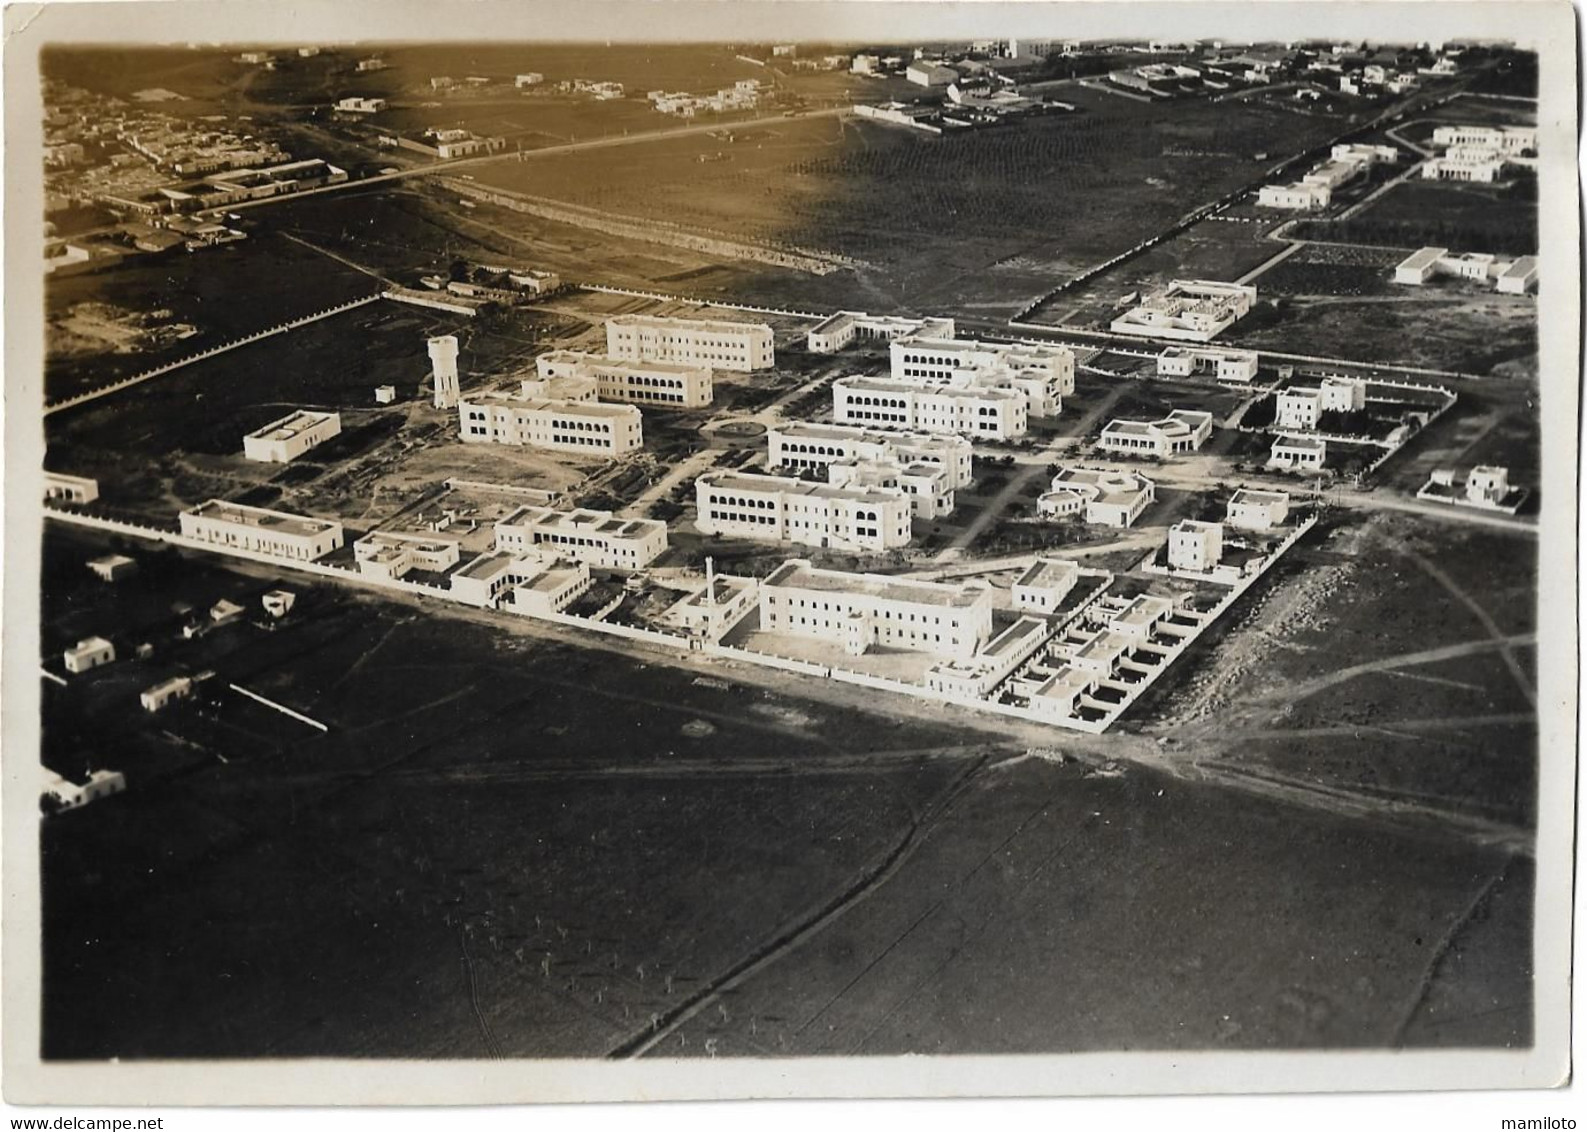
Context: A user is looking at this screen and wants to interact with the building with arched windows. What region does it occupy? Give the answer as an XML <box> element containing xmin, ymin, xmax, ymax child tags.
<box><xmin>694</xmin><ymin>470</ymin><xmax>913</xmax><ymax>552</ymax></box>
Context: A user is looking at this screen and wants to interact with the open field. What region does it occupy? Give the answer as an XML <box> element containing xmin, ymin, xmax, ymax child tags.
<box><xmin>40</xmin><ymin>525</ymin><xmax>1532</xmax><ymax>1057</ymax></box>
<box><xmin>1287</xmin><ymin>178</ymin><xmax>1537</xmax><ymax>258</ymax></box>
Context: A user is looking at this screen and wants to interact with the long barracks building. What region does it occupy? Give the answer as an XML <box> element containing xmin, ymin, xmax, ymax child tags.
<box><xmin>832</xmin><ymin>375</ymin><xmax>1027</xmax><ymax>439</ymax></box>
<box><xmin>694</xmin><ymin>469</ymin><xmax>913</xmax><ymax>552</ymax></box>
<box><xmin>534</xmin><ymin>350</ymin><xmax>714</xmax><ymax>408</ymax></box>
<box><xmin>605</xmin><ymin>314</ymin><xmax>775</xmax><ymax>372</ymax></box>
<box><xmin>495</xmin><ymin>504</ymin><xmax>668</xmax><ymax>570</ymax></box>
<box><xmin>459</xmin><ymin>389</ymin><xmax>643</xmax><ymax>456</ymax></box>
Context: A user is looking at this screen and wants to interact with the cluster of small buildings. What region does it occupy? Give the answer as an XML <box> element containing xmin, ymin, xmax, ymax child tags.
<box><xmin>1416</xmin><ymin>465</ymin><xmax>1527</xmax><ymax>515</ymax></box>
<box><xmin>535</xmin><ymin>350</ymin><xmax>714</xmax><ymax>408</ymax></box>
<box><xmin>557</xmin><ymin>79</ymin><xmax>625</xmax><ymax>100</ymax></box>
<box><xmin>333</xmin><ymin>96</ymin><xmax>388</xmax><ymax>115</ymax></box>
<box><xmin>1393</xmin><ymin>246</ymin><xmax>1537</xmax><ymax>294</ymax></box>
<box><xmin>647</xmin><ymin>79</ymin><xmax>763</xmax><ymax>117</ymax></box>
<box><xmin>1157</xmin><ymin>345</ymin><xmax>1259</xmax><ymax>382</ymax></box>
<box><xmin>106</xmin><ymin>158</ymin><xmax>348</xmax><ymax>216</ymax></box>
<box><xmin>419</xmin><ymin>264</ymin><xmax>564</xmax><ymax>302</ymax></box>
<box><xmin>1110</xmin><ymin>280</ymin><xmax>1256</xmax><ymax>342</ymax></box>
<box><xmin>806</xmin><ymin>310</ymin><xmax>956</xmax><ymax>353</ymax></box>
<box><xmin>1256</xmin><ymin>143</ymin><xmax>1398</xmax><ymax>211</ymax></box>
<box><xmin>1421</xmin><ymin>124</ymin><xmax>1536</xmax><ymax>183</ymax></box>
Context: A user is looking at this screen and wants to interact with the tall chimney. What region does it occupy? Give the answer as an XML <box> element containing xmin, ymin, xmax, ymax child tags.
<box><xmin>705</xmin><ymin>556</ymin><xmax>715</xmax><ymax>607</ymax></box>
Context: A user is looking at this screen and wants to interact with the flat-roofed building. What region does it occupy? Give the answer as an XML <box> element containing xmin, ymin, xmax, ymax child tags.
<box><xmin>64</xmin><ymin>637</ymin><xmax>115</xmax><ymax>674</ymax></box>
<box><xmin>1167</xmin><ymin>519</ymin><xmax>1224</xmax><ymax>572</ymax></box>
<box><xmin>1097</xmin><ymin>409</ymin><xmax>1214</xmax><ymax>456</ymax></box>
<box><xmin>86</xmin><ymin>554</ymin><xmax>137</xmax><ymax>582</ymax></box>
<box><xmin>1012</xmin><ymin>556</ymin><xmax>1080</xmax><ymax>613</ymax></box>
<box><xmin>925</xmin><ymin>615</ymin><xmax>1053</xmax><ymax>699</ymax></box>
<box><xmin>179</xmin><ymin>500</ymin><xmax>345</xmax><ymax>561</ymax></box>
<box><xmin>1027</xmin><ymin>665</ymin><xmax>1097</xmax><ymax>722</ymax></box>
<box><xmin>760</xmin><ymin>558</ymin><xmax>993</xmax><ymax>660</ymax></box>
<box><xmin>242</xmin><ymin>409</ymin><xmax>343</xmax><ymax>463</ymax></box>
<box><xmin>806</xmin><ymin>311</ymin><xmax>955</xmax><ymax>353</ymax></box>
<box><xmin>695</xmin><ymin>470</ymin><xmax>913</xmax><ymax>552</ymax></box>
<box><xmin>833</xmin><ymin>375</ymin><xmax>1027</xmax><ymax>439</ymax></box>
<box><xmin>495</xmin><ymin>504</ymin><xmax>668</xmax><ymax>570</ymax></box>
<box><xmin>43</xmin><ymin>769</ymin><xmax>127</xmax><ymax>811</ymax></box>
<box><xmin>1110</xmin><ymin>280</ymin><xmax>1256</xmax><ymax>342</ymax></box>
<box><xmin>450</xmin><ymin>549</ymin><xmax>593</xmax><ymax>612</ymax></box>
<box><xmin>1157</xmin><ymin>346</ymin><xmax>1259</xmax><ymax>382</ymax></box>
<box><xmin>1226</xmin><ymin>488</ymin><xmax>1291</xmax><ymax>530</ymax></box>
<box><xmin>606</xmin><ymin>314</ymin><xmax>774</xmax><ymax>372</ymax></box>
<box><xmin>1257</xmin><ymin>181</ymin><xmax>1332</xmax><ymax>210</ymax></box>
<box><xmin>1274</xmin><ymin>376</ymin><xmax>1365</xmax><ymax>431</ymax></box>
<box><xmin>890</xmin><ymin>336</ymin><xmax>1074</xmax><ymax>416</ymax></box>
<box><xmin>1431</xmin><ymin>124</ymin><xmax>1536</xmax><ymax>153</ymax></box>
<box><xmin>44</xmin><ymin>472</ymin><xmax>99</xmax><ymax>505</ymax></box>
<box><xmin>535</xmin><ymin>349</ymin><xmax>713</xmax><ymax>407</ymax></box>
<box><xmin>1395</xmin><ymin>246</ymin><xmax>1538</xmax><ymax>293</ymax></box>
<box><xmin>1394</xmin><ymin>245</ymin><xmax>1449</xmax><ymax>284</ymax></box>
<box><xmin>141</xmin><ymin>676</ymin><xmax>194</xmax><ymax>712</ymax></box>
<box><xmin>1496</xmin><ymin>256</ymin><xmax>1538</xmax><ymax>294</ymax></box>
<box><xmin>1042</xmin><ymin>466</ymin><xmax>1156</xmax><ymax>527</ymax></box>
<box><xmin>459</xmin><ymin>390</ymin><xmax>643</xmax><ymax>456</ymax></box>
<box><xmin>768</xmin><ymin>422</ymin><xmax>974</xmax><ymax>489</ymax></box>
<box><xmin>827</xmin><ymin>457</ymin><xmax>955</xmax><ymax>518</ymax></box>
<box><xmin>1269</xmin><ymin>434</ymin><xmax>1328</xmax><ymax>470</ymax></box>
<box><xmin>353</xmin><ymin>530</ymin><xmax>463</xmax><ymax>580</ymax></box>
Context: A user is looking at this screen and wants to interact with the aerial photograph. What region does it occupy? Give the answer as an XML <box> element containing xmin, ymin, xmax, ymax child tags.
<box><xmin>13</xmin><ymin>3</ymin><xmax>1570</xmax><ymax>1102</ymax></box>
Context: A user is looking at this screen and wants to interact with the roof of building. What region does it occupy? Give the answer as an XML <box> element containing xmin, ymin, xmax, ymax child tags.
<box><xmin>698</xmin><ymin>469</ymin><xmax>906</xmax><ymax>503</ymax></box>
<box><xmin>245</xmin><ymin>409</ymin><xmax>337</xmax><ymax>442</ymax></box>
<box><xmin>836</xmin><ymin>375</ymin><xmax>1022</xmax><ymax>401</ymax></box>
<box><xmin>454</xmin><ymin>551</ymin><xmax>520</xmax><ymax>582</ymax></box>
<box><xmin>66</xmin><ymin>636</ymin><xmax>113</xmax><ymax>655</ymax></box>
<box><xmin>1015</xmin><ymin>556</ymin><xmax>1080</xmax><ymax>591</ymax></box>
<box><xmin>1051</xmin><ymin>466</ymin><xmax>1154</xmax><ymax>504</ymax></box>
<box><xmin>1499</xmin><ymin>256</ymin><xmax>1538</xmax><ymax>279</ymax></box>
<box><xmin>772</xmin><ymin>421</ymin><xmax>970</xmax><ymax>451</ymax></box>
<box><xmin>464</xmin><ymin>390</ymin><xmax>641</xmax><ymax>420</ymax></box>
<box><xmin>499</xmin><ymin>504</ymin><xmax>665</xmax><ymax>540</ymax></box>
<box><xmin>607</xmin><ymin>313</ymin><xmax>773</xmax><ymax>336</ymax></box>
<box><xmin>1272</xmin><ymin>434</ymin><xmax>1328</xmax><ymax>452</ymax></box>
<box><xmin>539</xmin><ymin>349</ymin><xmax>709</xmax><ymax>377</ymax></box>
<box><xmin>187</xmin><ymin>499</ymin><xmax>339</xmax><ymax>537</ymax></box>
<box><xmin>763</xmin><ymin>559</ymin><xmax>988</xmax><ymax>609</ymax></box>
<box><xmin>1230</xmin><ymin>488</ymin><xmax>1291</xmax><ymax>508</ymax></box>
<box><xmin>1110</xmin><ymin>593</ymin><xmax>1175</xmax><ymax>628</ymax></box>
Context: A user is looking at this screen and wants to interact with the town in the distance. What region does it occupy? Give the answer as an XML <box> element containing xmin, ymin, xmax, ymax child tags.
<box><xmin>36</xmin><ymin>36</ymin><xmax>1541</xmax><ymax>1059</ymax></box>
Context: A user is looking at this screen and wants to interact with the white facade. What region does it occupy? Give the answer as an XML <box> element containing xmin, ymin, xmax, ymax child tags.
<box><xmin>1268</xmin><ymin>434</ymin><xmax>1327</xmax><ymax>470</ymax></box>
<box><xmin>1396</xmin><ymin>247</ymin><xmax>1538</xmax><ymax>294</ymax></box>
<box><xmin>1042</xmin><ymin>467</ymin><xmax>1156</xmax><ymax>528</ymax></box>
<box><xmin>1097</xmin><ymin>410</ymin><xmax>1214</xmax><ymax>456</ymax></box>
<box><xmin>695</xmin><ymin>470</ymin><xmax>913</xmax><ymax>553</ymax></box>
<box><xmin>833</xmin><ymin>376</ymin><xmax>1027</xmax><ymax>439</ymax></box>
<box><xmin>1167</xmin><ymin>520</ymin><xmax>1224</xmax><ymax>572</ymax></box>
<box><xmin>890</xmin><ymin>335</ymin><xmax>1074</xmax><ymax>417</ymax></box>
<box><xmin>1274</xmin><ymin>376</ymin><xmax>1365</xmax><ymax>431</ymax></box>
<box><xmin>375</xmin><ymin>385</ymin><xmax>397</xmax><ymax>404</ymax></box>
<box><xmin>180</xmin><ymin>500</ymin><xmax>345</xmax><ymax>561</ymax></box>
<box><xmin>64</xmin><ymin>637</ymin><xmax>115</xmax><ymax>674</ymax></box>
<box><xmin>242</xmin><ymin>409</ymin><xmax>342</xmax><ymax>463</ymax></box>
<box><xmin>141</xmin><ymin>676</ymin><xmax>194</xmax><ymax>712</ymax></box>
<box><xmin>451</xmin><ymin>550</ymin><xmax>591</xmax><ymax>613</ymax></box>
<box><xmin>44</xmin><ymin>472</ymin><xmax>100</xmax><ymax>505</ymax></box>
<box><xmin>1466</xmin><ymin>465</ymin><xmax>1510</xmax><ymax>506</ymax></box>
<box><xmin>495</xmin><ymin>504</ymin><xmax>668</xmax><ymax>570</ymax></box>
<box><xmin>429</xmin><ymin>335</ymin><xmax>461</xmax><ymax>410</ymax></box>
<box><xmin>44</xmin><ymin>769</ymin><xmax>127</xmax><ymax>810</ymax></box>
<box><xmin>827</xmin><ymin>457</ymin><xmax>955</xmax><ymax>519</ymax></box>
<box><xmin>1431</xmin><ymin>125</ymin><xmax>1536</xmax><ymax>153</ymax></box>
<box><xmin>1157</xmin><ymin>347</ymin><xmax>1259</xmax><ymax>382</ymax></box>
<box><xmin>1111</xmin><ymin>280</ymin><xmax>1256</xmax><ymax>342</ymax></box>
<box><xmin>606</xmin><ymin>314</ymin><xmax>774</xmax><ymax>372</ymax></box>
<box><xmin>1226</xmin><ymin>488</ymin><xmax>1291</xmax><ymax>530</ymax></box>
<box><xmin>759</xmin><ymin>558</ymin><xmax>993</xmax><ymax>660</ymax></box>
<box><xmin>335</xmin><ymin>97</ymin><xmax>387</xmax><ymax>113</ymax></box>
<box><xmin>354</xmin><ymin>530</ymin><xmax>462</xmax><ymax>580</ymax></box>
<box><xmin>1012</xmin><ymin>557</ymin><xmax>1080</xmax><ymax>614</ymax></box>
<box><xmin>806</xmin><ymin>311</ymin><xmax>955</xmax><ymax>353</ymax></box>
<box><xmin>1257</xmin><ymin>181</ymin><xmax>1331</xmax><ymax>210</ymax></box>
<box><xmin>768</xmin><ymin>422</ymin><xmax>973</xmax><ymax>490</ymax></box>
<box><xmin>535</xmin><ymin>350</ymin><xmax>713</xmax><ymax>408</ymax></box>
<box><xmin>459</xmin><ymin>391</ymin><xmax>643</xmax><ymax>456</ymax></box>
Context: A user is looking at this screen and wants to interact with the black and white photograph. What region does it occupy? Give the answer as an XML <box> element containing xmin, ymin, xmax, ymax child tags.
<box><xmin>2</xmin><ymin>0</ymin><xmax>1577</xmax><ymax>1116</ymax></box>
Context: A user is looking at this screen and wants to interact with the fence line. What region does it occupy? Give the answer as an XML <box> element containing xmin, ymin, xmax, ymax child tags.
<box><xmin>44</xmin><ymin>294</ymin><xmax>383</xmax><ymax>416</ymax></box>
<box><xmin>573</xmin><ymin>283</ymin><xmax>830</xmax><ymax>322</ymax></box>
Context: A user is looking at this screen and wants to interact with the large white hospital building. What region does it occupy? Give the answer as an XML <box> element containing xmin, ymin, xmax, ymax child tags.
<box><xmin>889</xmin><ymin>336</ymin><xmax>1074</xmax><ymax>418</ymax></box>
<box><xmin>832</xmin><ymin>375</ymin><xmax>1027</xmax><ymax>439</ymax></box>
<box><xmin>534</xmin><ymin>350</ymin><xmax>714</xmax><ymax>408</ymax></box>
<box><xmin>242</xmin><ymin>409</ymin><xmax>342</xmax><ymax>463</ymax></box>
<box><xmin>767</xmin><ymin>422</ymin><xmax>973</xmax><ymax>490</ymax></box>
<box><xmin>180</xmin><ymin>499</ymin><xmax>345</xmax><ymax>561</ymax></box>
<box><xmin>759</xmin><ymin>558</ymin><xmax>994</xmax><ymax>660</ymax></box>
<box><xmin>606</xmin><ymin>314</ymin><xmax>775</xmax><ymax>372</ymax></box>
<box><xmin>694</xmin><ymin>469</ymin><xmax>913</xmax><ymax>552</ymax></box>
<box><xmin>459</xmin><ymin>389</ymin><xmax>643</xmax><ymax>455</ymax></box>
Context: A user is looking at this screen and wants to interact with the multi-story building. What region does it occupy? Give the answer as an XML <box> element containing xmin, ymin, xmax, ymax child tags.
<box><xmin>534</xmin><ymin>350</ymin><xmax>713</xmax><ymax>408</ymax></box>
<box><xmin>889</xmin><ymin>335</ymin><xmax>1074</xmax><ymax>416</ymax></box>
<box><xmin>832</xmin><ymin>375</ymin><xmax>1027</xmax><ymax>439</ymax></box>
<box><xmin>694</xmin><ymin>470</ymin><xmax>913</xmax><ymax>552</ymax></box>
<box><xmin>1431</xmin><ymin>124</ymin><xmax>1536</xmax><ymax>153</ymax></box>
<box><xmin>353</xmin><ymin>530</ymin><xmax>462</xmax><ymax>581</ymax></box>
<box><xmin>242</xmin><ymin>409</ymin><xmax>342</xmax><ymax>463</ymax></box>
<box><xmin>759</xmin><ymin>558</ymin><xmax>994</xmax><ymax>660</ymax></box>
<box><xmin>1257</xmin><ymin>181</ymin><xmax>1332</xmax><ymax>210</ymax></box>
<box><xmin>1394</xmin><ymin>247</ymin><xmax>1538</xmax><ymax>294</ymax></box>
<box><xmin>1274</xmin><ymin>376</ymin><xmax>1365</xmax><ymax>431</ymax></box>
<box><xmin>179</xmin><ymin>500</ymin><xmax>345</xmax><ymax>561</ymax></box>
<box><xmin>1226</xmin><ymin>488</ymin><xmax>1291</xmax><ymax>530</ymax></box>
<box><xmin>459</xmin><ymin>390</ymin><xmax>643</xmax><ymax>456</ymax></box>
<box><xmin>495</xmin><ymin>504</ymin><xmax>668</xmax><ymax>570</ymax></box>
<box><xmin>767</xmin><ymin>422</ymin><xmax>973</xmax><ymax>490</ymax></box>
<box><xmin>1040</xmin><ymin>467</ymin><xmax>1157</xmax><ymax>527</ymax></box>
<box><xmin>806</xmin><ymin>310</ymin><xmax>956</xmax><ymax>353</ymax></box>
<box><xmin>450</xmin><ymin>550</ymin><xmax>592</xmax><ymax>613</ymax></box>
<box><xmin>1011</xmin><ymin>556</ymin><xmax>1080</xmax><ymax>614</ymax></box>
<box><xmin>826</xmin><ymin>457</ymin><xmax>956</xmax><ymax>518</ymax></box>
<box><xmin>1167</xmin><ymin>519</ymin><xmax>1224</xmax><ymax>572</ymax></box>
<box><xmin>1110</xmin><ymin>280</ymin><xmax>1256</xmax><ymax>342</ymax></box>
<box><xmin>1097</xmin><ymin>409</ymin><xmax>1214</xmax><ymax>456</ymax></box>
<box><xmin>605</xmin><ymin>314</ymin><xmax>774</xmax><ymax>372</ymax></box>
